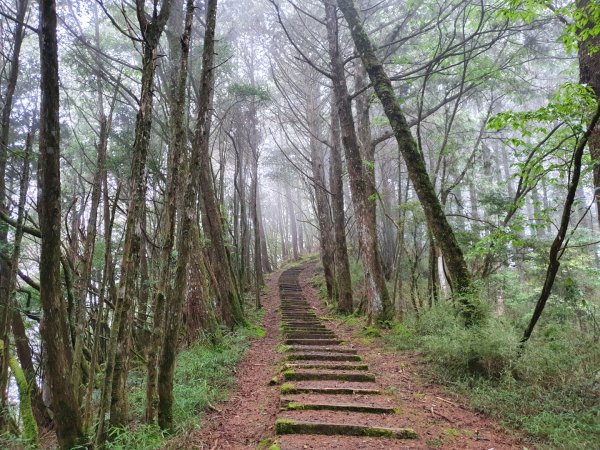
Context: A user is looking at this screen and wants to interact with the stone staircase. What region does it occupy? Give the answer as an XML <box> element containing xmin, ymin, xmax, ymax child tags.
<box><xmin>274</xmin><ymin>266</ymin><xmax>418</xmax><ymax>445</ymax></box>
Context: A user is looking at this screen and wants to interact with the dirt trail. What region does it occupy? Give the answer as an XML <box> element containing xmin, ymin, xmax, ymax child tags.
<box><xmin>174</xmin><ymin>263</ymin><xmax>526</xmax><ymax>449</ymax></box>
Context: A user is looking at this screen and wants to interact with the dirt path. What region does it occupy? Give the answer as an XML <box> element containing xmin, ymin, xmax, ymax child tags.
<box><xmin>167</xmin><ymin>271</ymin><xmax>283</xmax><ymax>449</ymax></box>
<box><xmin>173</xmin><ymin>263</ymin><xmax>526</xmax><ymax>449</ymax></box>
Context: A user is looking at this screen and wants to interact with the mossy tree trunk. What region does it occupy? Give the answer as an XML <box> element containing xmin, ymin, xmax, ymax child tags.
<box><xmin>336</xmin><ymin>0</ymin><xmax>479</xmax><ymax>324</ymax></box>
<box><xmin>145</xmin><ymin>0</ymin><xmax>188</xmax><ymax>425</ymax></box>
<box><xmin>156</xmin><ymin>0</ymin><xmax>195</xmax><ymax>432</ymax></box>
<box><xmin>195</xmin><ymin>0</ymin><xmax>245</xmax><ymax>328</ymax></box>
<box><xmin>0</xmin><ymin>0</ymin><xmax>29</xmax><ymax>430</ymax></box>
<box><xmin>329</xmin><ymin>104</ymin><xmax>353</xmax><ymax>314</ymax></box>
<box><xmin>37</xmin><ymin>1</ymin><xmax>86</xmax><ymax>447</ymax></box>
<box><xmin>306</xmin><ymin>69</ymin><xmax>336</xmax><ymax>301</ymax></box>
<box><xmin>99</xmin><ymin>0</ymin><xmax>171</xmax><ymax>435</ymax></box>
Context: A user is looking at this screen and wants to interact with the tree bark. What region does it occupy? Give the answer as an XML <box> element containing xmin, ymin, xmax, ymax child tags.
<box><xmin>37</xmin><ymin>1</ymin><xmax>85</xmax><ymax>447</ymax></box>
<box><xmin>330</xmin><ymin>104</ymin><xmax>353</xmax><ymax>314</ymax></box>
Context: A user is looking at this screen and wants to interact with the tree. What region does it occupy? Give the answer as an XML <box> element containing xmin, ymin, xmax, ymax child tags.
<box><xmin>37</xmin><ymin>0</ymin><xmax>85</xmax><ymax>447</ymax></box>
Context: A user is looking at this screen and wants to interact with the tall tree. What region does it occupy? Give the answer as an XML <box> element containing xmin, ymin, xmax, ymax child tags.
<box><xmin>37</xmin><ymin>0</ymin><xmax>85</xmax><ymax>447</ymax></box>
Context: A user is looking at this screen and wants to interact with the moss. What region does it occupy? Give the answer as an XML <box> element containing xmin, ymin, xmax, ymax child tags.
<box><xmin>276</xmin><ymin>344</ymin><xmax>292</xmax><ymax>353</ymax></box>
<box><xmin>275</xmin><ymin>418</ymin><xmax>297</xmax><ymax>434</ymax></box>
<box><xmin>443</xmin><ymin>428</ymin><xmax>461</xmax><ymax>437</ymax></box>
<box><xmin>0</xmin><ymin>339</ymin><xmax>38</xmax><ymax>448</ymax></box>
<box><xmin>286</xmin><ymin>402</ymin><xmax>305</xmax><ymax>410</ymax></box>
<box><xmin>280</xmin><ymin>383</ymin><xmax>296</xmax><ymax>394</ymax></box>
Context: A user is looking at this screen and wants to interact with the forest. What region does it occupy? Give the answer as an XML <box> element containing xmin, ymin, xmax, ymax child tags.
<box><xmin>0</xmin><ymin>0</ymin><xmax>598</xmax><ymax>448</ymax></box>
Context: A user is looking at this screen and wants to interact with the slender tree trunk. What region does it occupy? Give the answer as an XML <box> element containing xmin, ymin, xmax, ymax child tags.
<box><xmin>195</xmin><ymin>0</ymin><xmax>244</xmax><ymax>329</ymax></box>
<box><xmin>106</xmin><ymin>0</ymin><xmax>171</xmax><ymax>430</ymax></box>
<box><xmin>0</xmin><ymin>1</ymin><xmax>29</xmax><ymax>426</ymax></box>
<box><xmin>306</xmin><ymin>70</ymin><xmax>336</xmax><ymax>300</ymax></box>
<box><xmin>158</xmin><ymin>0</ymin><xmax>195</xmax><ymax>425</ymax></box>
<box><xmin>145</xmin><ymin>0</ymin><xmax>187</xmax><ymax>424</ymax></box>
<box><xmin>257</xmin><ymin>192</ymin><xmax>272</xmax><ymax>273</ymax></box>
<box><xmin>285</xmin><ymin>183</ymin><xmax>299</xmax><ymax>260</ymax></box>
<box><xmin>330</xmin><ymin>104</ymin><xmax>353</xmax><ymax>313</ymax></box>
<box><xmin>337</xmin><ymin>0</ymin><xmax>477</xmax><ymax>324</ymax></box>
<box><xmin>38</xmin><ymin>1</ymin><xmax>85</xmax><ymax>446</ymax></box>
<box><xmin>522</xmin><ymin>103</ymin><xmax>600</xmax><ymax>343</ymax></box>
<box><xmin>325</xmin><ymin>0</ymin><xmax>392</xmax><ymax>322</ymax></box>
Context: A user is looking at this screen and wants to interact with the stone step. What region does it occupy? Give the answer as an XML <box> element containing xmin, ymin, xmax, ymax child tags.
<box><xmin>284</xmin><ymin>339</ymin><xmax>342</xmax><ymax>346</ymax></box>
<box><xmin>275</xmin><ymin>418</ymin><xmax>417</xmax><ymax>439</ymax></box>
<box><xmin>280</xmin><ymin>382</ymin><xmax>380</xmax><ymax>396</ymax></box>
<box><xmin>280</xmin><ymin>398</ymin><xmax>397</xmax><ymax>414</ymax></box>
<box><xmin>285</xmin><ymin>334</ymin><xmax>336</xmax><ymax>340</ymax></box>
<box><xmin>283</xmin><ymin>369</ymin><xmax>376</xmax><ymax>382</ymax></box>
<box><xmin>287</xmin><ymin>353</ymin><xmax>362</xmax><ymax>362</ymax></box>
<box><xmin>284</xmin><ymin>362</ymin><xmax>368</xmax><ymax>371</ymax></box>
<box><xmin>289</xmin><ymin>346</ymin><xmax>357</xmax><ymax>354</ymax></box>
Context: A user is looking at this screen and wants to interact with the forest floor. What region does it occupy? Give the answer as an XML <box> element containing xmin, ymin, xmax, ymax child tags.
<box><xmin>172</xmin><ymin>262</ymin><xmax>527</xmax><ymax>449</ymax></box>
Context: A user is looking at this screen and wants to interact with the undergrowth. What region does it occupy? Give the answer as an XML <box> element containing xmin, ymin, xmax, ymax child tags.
<box><xmin>384</xmin><ymin>304</ymin><xmax>600</xmax><ymax>449</ymax></box>
<box><xmin>105</xmin><ymin>309</ymin><xmax>265</xmax><ymax>449</ymax></box>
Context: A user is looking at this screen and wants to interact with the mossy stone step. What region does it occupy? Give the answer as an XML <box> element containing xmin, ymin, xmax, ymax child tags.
<box><xmin>287</xmin><ymin>353</ymin><xmax>362</xmax><ymax>362</ymax></box>
<box><xmin>283</xmin><ymin>369</ymin><xmax>375</xmax><ymax>382</ymax></box>
<box><xmin>283</xmin><ymin>329</ymin><xmax>332</xmax><ymax>335</ymax></box>
<box><xmin>285</xmin><ymin>333</ymin><xmax>336</xmax><ymax>338</ymax></box>
<box><xmin>289</xmin><ymin>346</ymin><xmax>357</xmax><ymax>354</ymax></box>
<box><xmin>280</xmin><ymin>384</ymin><xmax>380</xmax><ymax>395</ymax></box>
<box><xmin>280</xmin><ymin>399</ymin><xmax>397</xmax><ymax>414</ymax></box>
<box><xmin>284</xmin><ymin>362</ymin><xmax>368</xmax><ymax>371</ymax></box>
<box><xmin>284</xmin><ymin>339</ymin><xmax>342</xmax><ymax>346</ymax></box>
<box><xmin>275</xmin><ymin>418</ymin><xmax>417</xmax><ymax>439</ymax></box>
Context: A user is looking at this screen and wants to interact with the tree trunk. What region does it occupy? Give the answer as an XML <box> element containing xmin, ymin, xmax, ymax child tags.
<box><xmin>330</xmin><ymin>104</ymin><xmax>353</xmax><ymax>313</ymax></box>
<box><xmin>325</xmin><ymin>0</ymin><xmax>392</xmax><ymax>322</ymax></box>
<box><xmin>195</xmin><ymin>0</ymin><xmax>244</xmax><ymax>329</ymax></box>
<box><xmin>37</xmin><ymin>1</ymin><xmax>85</xmax><ymax>447</ymax></box>
<box><xmin>337</xmin><ymin>0</ymin><xmax>478</xmax><ymax>324</ymax></box>
<box><xmin>285</xmin><ymin>183</ymin><xmax>299</xmax><ymax>260</ymax></box>
<box><xmin>106</xmin><ymin>0</ymin><xmax>171</xmax><ymax>430</ymax></box>
<box><xmin>577</xmin><ymin>0</ymin><xmax>600</xmax><ymax>226</ymax></box>
<box><xmin>306</xmin><ymin>70</ymin><xmax>336</xmax><ymax>300</ymax></box>
<box><xmin>0</xmin><ymin>1</ymin><xmax>29</xmax><ymax>427</ymax></box>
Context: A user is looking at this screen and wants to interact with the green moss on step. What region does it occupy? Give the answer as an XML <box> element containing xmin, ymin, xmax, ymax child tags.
<box><xmin>280</xmin><ymin>383</ymin><xmax>295</xmax><ymax>394</ymax></box>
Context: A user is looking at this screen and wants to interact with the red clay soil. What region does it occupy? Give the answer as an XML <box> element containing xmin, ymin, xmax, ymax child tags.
<box><xmin>167</xmin><ymin>271</ymin><xmax>283</xmax><ymax>449</ymax></box>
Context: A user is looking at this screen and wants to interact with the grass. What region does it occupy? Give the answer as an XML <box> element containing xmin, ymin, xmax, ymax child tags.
<box><xmin>105</xmin><ymin>310</ymin><xmax>265</xmax><ymax>449</ymax></box>
<box><xmin>382</xmin><ymin>304</ymin><xmax>600</xmax><ymax>449</ymax></box>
